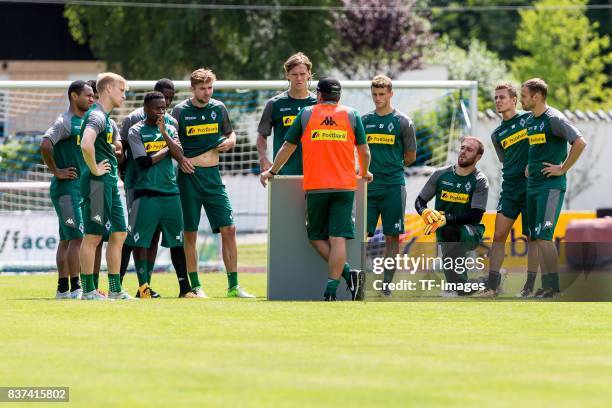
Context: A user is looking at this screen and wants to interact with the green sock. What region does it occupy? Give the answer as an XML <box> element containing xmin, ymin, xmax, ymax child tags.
<box><xmin>93</xmin><ymin>273</ymin><xmax>99</xmax><ymax>289</ymax></box>
<box><xmin>550</xmin><ymin>272</ymin><xmax>560</xmax><ymax>292</ymax></box>
<box><xmin>227</xmin><ymin>272</ymin><xmax>238</xmax><ymax>290</ymax></box>
<box><xmin>135</xmin><ymin>259</ymin><xmax>148</xmax><ymax>286</ymax></box>
<box><xmin>188</xmin><ymin>271</ymin><xmax>201</xmax><ymax>289</ymax></box>
<box><xmin>81</xmin><ymin>274</ymin><xmax>95</xmax><ymax>293</ymax></box>
<box><xmin>383</xmin><ymin>268</ymin><xmax>395</xmax><ymax>284</ymax></box>
<box><xmin>146</xmin><ymin>261</ymin><xmax>155</xmax><ymax>284</ymax></box>
<box><xmin>542</xmin><ymin>273</ymin><xmax>552</xmax><ymax>289</ymax></box>
<box><xmin>324</xmin><ymin>279</ymin><xmax>340</xmax><ymax>296</ymax></box>
<box><xmin>108</xmin><ymin>274</ymin><xmax>122</xmax><ymax>293</ymax></box>
<box><xmin>342</xmin><ymin>263</ymin><xmax>351</xmax><ymax>283</ymax></box>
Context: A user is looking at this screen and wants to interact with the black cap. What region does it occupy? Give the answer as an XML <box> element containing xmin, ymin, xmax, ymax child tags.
<box><xmin>317</xmin><ymin>77</ymin><xmax>342</xmax><ymax>94</ymax></box>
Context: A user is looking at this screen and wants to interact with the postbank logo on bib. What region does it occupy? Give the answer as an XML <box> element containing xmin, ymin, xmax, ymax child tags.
<box><xmin>283</xmin><ymin>116</ymin><xmax>296</xmax><ymax>127</ymax></box>
<box><xmin>440</xmin><ymin>190</ymin><xmax>469</xmax><ymax>204</ymax></box>
<box><xmin>186</xmin><ymin>123</ymin><xmax>218</xmax><ymax>136</ymax></box>
<box><xmin>367</xmin><ymin>134</ymin><xmax>395</xmax><ymax>145</ymax></box>
<box><xmin>311</xmin><ymin>129</ymin><xmax>347</xmax><ymax>141</ymax></box>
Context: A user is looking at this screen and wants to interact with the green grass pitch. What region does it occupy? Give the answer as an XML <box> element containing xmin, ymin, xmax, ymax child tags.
<box><xmin>0</xmin><ymin>273</ymin><xmax>611</xmax><ymax>407</ymax></box>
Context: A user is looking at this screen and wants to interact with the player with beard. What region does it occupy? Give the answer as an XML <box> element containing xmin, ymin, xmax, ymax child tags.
<box><xmin>415</xmin><ymin>137</ymin><xmax>489</xmax><ymax>297</ymax></box>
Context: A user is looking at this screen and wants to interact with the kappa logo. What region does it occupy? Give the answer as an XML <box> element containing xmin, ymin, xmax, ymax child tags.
<box><xmin>65</xmin><ymin>218</ymin><xmax>74</xmax><ymax>226</ymax></box>
<box><xmin>320</xmin><ymin>116</ymin><xmax>338</xmax><ymax>126</ymax></box>
<box><xmin>379</xmin><ymin>124</ymin><xmax>384</xmax><ymax>129</ymax></box>
<box><xmin>511</xmin><ymin>124</ymin><xmax>516</xmax><ymax>129</ymax></box>
<box><xmin>456</xmin><ymin>183</ymin><xmax>462</xmax><ymax>188</ymax></box>
<box><xmin>543</xmin><ymin>221</ymin><xmax>553</xmax><ymax>229</ymax></box>
<box><xmin>93</xmin><ymin>214</ymin><xmax>102</xmax><ymax>223</ymax></box>
<box><xmin>211</xmin><ymin>111</ymin><xmax>217</xmax><ymax>120</ymax></box>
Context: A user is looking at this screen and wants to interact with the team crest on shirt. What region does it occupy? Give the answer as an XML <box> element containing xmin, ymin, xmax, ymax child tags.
<box><xmin>539</xmin><ymin>122</ymin><xmax>545</xmax><ymax>131</ymax></box>
<box><xmin>105</xmin><ymin>220</ymin><xmax>111</xmax><ymax>231</ymax></box>
<box><xmin>388</xmin><ymin>123</ymin><xmax>394</xmax><ymax>132</ymax></box>
<box><xmin>211</xmin><ymin>111</ymin><xmax>217</xmax><ymax>120</ymax></box>
<box><xmin>520</xmin><ymin>118</ymin><xmax>526</xmax><ymax>127</ymax></box>
<box><xmin>79</xmin><ymin>224</ymin><xmax>84</xmax><ymax>233</ymax></box>
<box><xmin>134</xmin><ymin>232</ymin><xmax>140</xmax><ymax>242</ymax></box>
<box><xmin>465</xmin><ymin>182</ymin><xmax>471</xmax><ymax>192</ymax></box>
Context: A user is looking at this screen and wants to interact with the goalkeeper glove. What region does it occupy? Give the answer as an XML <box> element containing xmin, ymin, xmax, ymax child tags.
<box><xmin>421</xmin><ymin>208</ymin><xmax>442</xmax><ymax>225</ymax></box>
<box><xmin>424</xmin><ymin>213</ymin><xmax>447</xmax><ymax>235</ymax></box>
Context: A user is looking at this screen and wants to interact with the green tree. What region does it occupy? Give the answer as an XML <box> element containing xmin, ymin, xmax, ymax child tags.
<box><xmin>64</xmin><ymin>0</ymin><xmax>339</xmax><ymax>79</ymax></box>
<box><xmin>431</xmin><ymin>0</ymin><xmax>533</xmax><ymax>61</ymax></box>
<box><xmin>430</xmin><ymin>36</ymin><xmax>513</xmax><ymax>111</ymax></box>
<box><xmin>512</xmin><ymin>0</ymin><xmax>612</xmax><ymax>109</ymax></box>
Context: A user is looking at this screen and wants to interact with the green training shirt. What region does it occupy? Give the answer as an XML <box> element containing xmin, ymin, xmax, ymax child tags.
<box><xmin>257</xmin><ymin>91</ymin><xmax>317</xmax><ymax>175</ymax></box>
<box><xmin>171</xmin><ymin>98</ymin><xmax>232</xmax><ymax>158</ymax></box>
<box><xmin>361</xmin><ymin>109</ymin><xmax>417</xmax><ymax>189</ymax></box>
<box><xmin>121</xmin><ymin>107</ymin><xmax>178</xmax><ymax>190</ymax></box>
<box><xmin>526</xmin><ymin>107</ymin><xmax>581</xmax><ymax>191</ymax></box>
<box><xmin>490</xmin><ymin>111</ymin><xmax>531</xmax><ymax>181</ymax></box>
<box><xmin>43</xmin><ymin>111</ymin><xmax>86</xmax><ymax>196</ymax></box>
<box><xmin>418</xmin><ymin>164</ymin><xmax>489</xmax><ymax>217</ymax></box>
<box><xmin>127</xmin><ymin>121</ymin><xmax>180</xmax><ymax>194</ymax></box>
<box><xmin>79</xmin><ymin>103</ymin><xmax>119</xmax><ymax>183</ymax></box>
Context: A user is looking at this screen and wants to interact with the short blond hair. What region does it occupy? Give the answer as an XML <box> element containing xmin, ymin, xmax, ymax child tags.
<box><xmin>371</xmin><ymin>74</ymin><xmax>393</xmax><ymax>91</ymax></box>
<box><xmin>284</xmin><ymin>52</ymin><xmax>312</xmax><ymax>74</ymax></box>
<box><xmin>495</xmin><ymin>82</ymin><xmax>518</xmax><ymax>99</ymax></box>
<box><xmin>522</xmin><ymin>78</ymin><xmax>548</xmax><ymax>99</ymax></box>
<box><xmin>96</xmin><ymin>72</ymin><xmax>126</xmax><ymax>93</ymax></box>
<box><xmin>462</xmin><ymin>136</ymin><xmax>484</xmax><ymax>156</ymax></box>
<box><xmin>190</xmin><ymin>68</ymin><xmax>216</xmax><ymax>87</ymax></box>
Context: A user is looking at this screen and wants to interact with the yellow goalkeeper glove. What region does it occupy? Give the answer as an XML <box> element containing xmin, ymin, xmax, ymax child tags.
<box><xmin>424</xmin><ymin>213</ymin><xmax>447</xmax><ymax>235</ymax></box>
<box><xmin>421</xmin><ymin>208</ymin><xmax>443</xmax><ymax>225</ymax></box>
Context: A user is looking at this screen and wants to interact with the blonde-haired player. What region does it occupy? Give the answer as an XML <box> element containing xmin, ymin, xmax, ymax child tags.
<box><xmin>79</xmin><ymin>72</ymin><xmax>132</xmax><ymax>300</ymax></box>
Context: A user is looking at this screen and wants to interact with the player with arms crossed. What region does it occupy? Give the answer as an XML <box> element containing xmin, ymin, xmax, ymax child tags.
<box><xmin>415</xmin><ymin>137</ymin><xmax>489</xmax><ymax>297</ymax></box>
<box><xmin>172</xmin><ymin>69</ymin><xmax>254</xmax><ymax>298</ymax></box>
<box><xmin>362</xmin><ymin>75</ymin><xmax>417</xmax><ymax>297</ymax></box>
<box><xmin>79</xmin><ymin>72</ymin><xmax>132</xmax><ymax>300</ymax></box>
<box><xmin>41</xmin><ymin>80</ymin><xmax>94</xmax><ymax>299</ymax></box>
<box><xmin>260</xmin><ymin>77</ymin><xmax>373</xmax><ymax>301</ymax></box>
<box><xmin>120</xmin><ymin>79</ymin><xmax>178</xmax><ymax>293</ymax></box>
<box><xmin>520</xmin><ymin>78</ymin><xmax>586</xmax><ymax>298</ymax></box>
<box><xmin>257</xmin><ymin>52</ymin><xmax>317</xmax><ymax>174</ymax></box>
<box><xmin>126</xmin><ymin>91</ymin><xmax>195</xmax><ymax>298</ymax></box>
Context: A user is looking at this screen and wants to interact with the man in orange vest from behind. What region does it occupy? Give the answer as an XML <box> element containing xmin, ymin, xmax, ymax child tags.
<box><xmin>260</xmin><ymin>77</ymin><xmax>373</xmax><ymax>301</ymax></box>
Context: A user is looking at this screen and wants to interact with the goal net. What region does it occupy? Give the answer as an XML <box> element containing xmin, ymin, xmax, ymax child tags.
<box><xmin>0</xmin><ymin>80</ymin><xmax>477</xmax><ymax>272</ymax></box>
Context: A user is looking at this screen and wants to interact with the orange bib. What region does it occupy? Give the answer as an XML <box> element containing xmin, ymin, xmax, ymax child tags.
<box><xmin>301</xmin><ymin>104</ymin><xmax>357</xmax><ymax>191</ymax></box>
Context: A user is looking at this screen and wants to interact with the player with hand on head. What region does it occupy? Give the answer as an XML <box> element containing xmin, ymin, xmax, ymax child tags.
<box><xmin>415</xmin><ymin>137</ymin><xmax>489</xmax><ymax>297</ymax></box>
<box><xmin>260</xmin><ymin>77</ymin><xmax>373</xmax><ymax>301</ymax></box>
<box><xmin>362</xmin><ymin>75</ymin><xmax>417</xmax><ymax>297</ymax></box>
<box><xmin>41</xmin><ymin>80</ymin><xmax>94</xmax><ymax>299</ymax></box>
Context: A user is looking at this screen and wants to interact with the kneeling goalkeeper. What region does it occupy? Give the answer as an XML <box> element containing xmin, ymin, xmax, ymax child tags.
<box><xmin>414</xmin><ymin>137</ymin><xmax>489</xmax><ymax>295</ymax></box>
